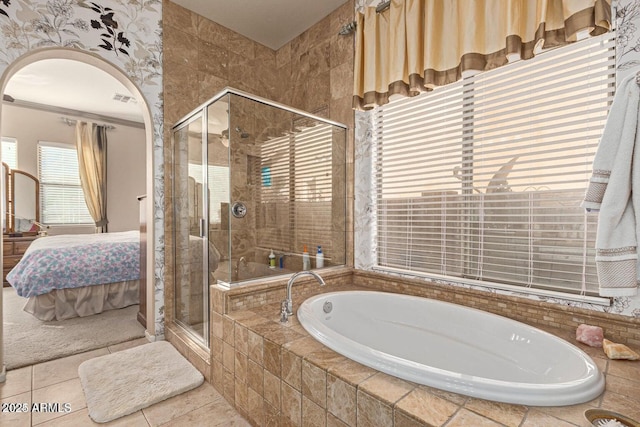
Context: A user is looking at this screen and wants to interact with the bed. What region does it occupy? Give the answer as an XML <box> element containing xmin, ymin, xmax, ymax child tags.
<box><xmin>7</xmin><ymin>230</ymin><xmax>140</xmax><ymax>321</ymax></box>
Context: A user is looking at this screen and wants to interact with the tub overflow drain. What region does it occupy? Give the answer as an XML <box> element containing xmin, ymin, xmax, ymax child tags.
<box><xmin>323</xmin><ymin>301</ymin><xmax>333</xmax><ymax>313</ymax></box>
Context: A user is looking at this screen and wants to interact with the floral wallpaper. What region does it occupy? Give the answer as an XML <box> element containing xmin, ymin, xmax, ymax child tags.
<box><xmin>0</xmin><ymin>0</ymin><xmax>165</xmax><ymax>336</ymax></box>
<box><xmin>617</xmin><ymin>0</ymin><xmax>640</xmax><ymax>78</ymax></box>
<box><xmin>353</xmin><ymin>0</ymin><xmax>640</xmax><ymax>318</ymax></box>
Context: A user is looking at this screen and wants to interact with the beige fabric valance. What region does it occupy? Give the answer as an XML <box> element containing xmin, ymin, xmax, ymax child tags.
<box><xmin>353</xmin><ymin>0</ymin><xmax>612</xmax><ymax>110</ymax></box>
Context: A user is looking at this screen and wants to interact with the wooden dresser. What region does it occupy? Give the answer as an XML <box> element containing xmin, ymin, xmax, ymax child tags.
<box><xmin>3</xmin><ymin>234</ymin><xmax>38</xmax><ymax>287</ymax></box>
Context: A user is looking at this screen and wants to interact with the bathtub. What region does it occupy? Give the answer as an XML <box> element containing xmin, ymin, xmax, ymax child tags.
<box><xmin>297</xmin><ymin>291</ymin><xmax>605</xmax><ymax>406</ymax></box>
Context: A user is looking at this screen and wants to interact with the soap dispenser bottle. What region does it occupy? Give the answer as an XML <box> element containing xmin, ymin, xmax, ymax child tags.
<box><xmin>269</xmin><ymin>249</ymin><xmax>276</xmax><ymax>269</ymax></box>
<box><xmin>302</xmin><ymin>245</ymin><xmax>311</xmax><ymax>270</ymax></box>
<box><xmin>316</xmin><ymin>246</ymin><xmax>324</xmax><ymax>268</ymax></box>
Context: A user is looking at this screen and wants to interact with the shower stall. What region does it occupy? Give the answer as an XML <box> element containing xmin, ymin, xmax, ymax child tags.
<box><xmin>171</xmin><ymin>88</ymin><xmax>347</xmax><ymax>347</ymax></box>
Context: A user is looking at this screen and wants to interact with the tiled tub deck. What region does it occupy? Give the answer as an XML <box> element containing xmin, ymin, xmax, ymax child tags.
<box><xmin>173</xmin><ymin>268</ymin><xmax>640</xmax><ymax>426</ymax></box>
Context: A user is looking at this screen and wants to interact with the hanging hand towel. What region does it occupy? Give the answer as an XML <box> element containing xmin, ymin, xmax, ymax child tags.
<box><xmin>582</xmin><ymin>72</ymin><xmax>640</xmax><ymax>297</ymax></box>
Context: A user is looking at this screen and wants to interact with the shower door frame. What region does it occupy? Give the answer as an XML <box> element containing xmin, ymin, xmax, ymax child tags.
<box><xmin>205</xmin><ymin>88</ymin><xmax>348</xmax><ymax>130</ymax></box>
<box><xmin>171</xmin><ymin>107</ymin><xmax>213</xmax><ymax>350</ymax></box>
<box><xmin>202</xmin><ymin>87</ymin><xmax>348</xmax><ymax>289</ymax></box>
<box><xmin>171</xmin><ymin>87</ymin><xmax>348</xmax><ymax>346</ymax></box>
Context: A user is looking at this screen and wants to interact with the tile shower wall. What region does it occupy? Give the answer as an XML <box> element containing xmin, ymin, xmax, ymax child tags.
<box><xmin>163</xmin><ymin>0</ymin><xmax>355</xmax><ymax>326</ymax></box>
<box><xmin>163</xmin><ymin>1</ymin><xmax>354</xmax><ymax>260</ymax></box>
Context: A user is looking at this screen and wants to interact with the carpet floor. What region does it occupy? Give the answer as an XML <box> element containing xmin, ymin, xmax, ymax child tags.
<box><xmin>79</xmin><ymin>341</ymin><xmax>204</xmax><ymax>423</ymax></box>
<box><xmin>3</xmin><ymin>287</ymin><xmax>146</xmax><ymax>370</ymax></box>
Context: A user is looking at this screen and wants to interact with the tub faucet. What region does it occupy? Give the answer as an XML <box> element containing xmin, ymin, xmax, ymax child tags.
<box><xmin>281</xmin><ymin>270</ymin><xmax>325</xmax><ymax>323</ymax></box>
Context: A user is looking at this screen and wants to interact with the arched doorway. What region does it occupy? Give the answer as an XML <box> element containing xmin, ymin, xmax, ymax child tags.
<box><xmin>0</xmin><ymin>48</ymin><xmax>155</xmax><ymax>380</ymax></box>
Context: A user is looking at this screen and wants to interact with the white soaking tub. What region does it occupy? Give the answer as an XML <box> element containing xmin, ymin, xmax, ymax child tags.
<box><xmin>297</xmin><ymin>291</ymin><xmax>604</xmax><ymax>406</ymax></box>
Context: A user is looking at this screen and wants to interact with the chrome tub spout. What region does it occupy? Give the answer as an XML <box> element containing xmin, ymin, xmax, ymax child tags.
<box><xmin>281</xmin><ymin>271</ymin><xmax>325</xmax><ymax>322</ymax></box>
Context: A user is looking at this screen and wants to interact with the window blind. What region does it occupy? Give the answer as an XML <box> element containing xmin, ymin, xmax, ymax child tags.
<box><xmin>1</xmin><ymin>137</ymin><xmax>18</xmax><ymax>169</ymax></box>
<box><xmin>374</xmin><ymin>32</ymin><xmax>615</xmax><ymax>295</ymax></box>
<box><xmin>38</xmin><ymin>142</ymin><xmax>93</xmax><ymax>224</ymax></box>
<box><xmin>258</xmin><ymin>123</ymin><xmax>334</xmax><ymax>256</ymax></box>
<box><xmin>293</xmin><ymin>124</ymin><xmax>333</xmax><ymax>254</ymax></box>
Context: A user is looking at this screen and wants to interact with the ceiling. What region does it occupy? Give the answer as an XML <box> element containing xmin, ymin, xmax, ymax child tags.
<box><xmin>171</xmin><ymin>0</ymin><xmax>349</xmax><ymax>50</ymax></box>
<box><xmin>1</xmin><ymin>1</ymin><xmax>349</xmax><ymax>125</ymax></box>
<box><xmin>3</xmin><ymin>59</ymin><xmax>144</xmax><ymax>124</ymax></box>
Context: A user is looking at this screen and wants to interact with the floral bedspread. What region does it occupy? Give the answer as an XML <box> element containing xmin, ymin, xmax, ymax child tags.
<box><xmin>7</xmin><ymin>231</ymin><xmax>140</xmax><ymax>298</ymax></box>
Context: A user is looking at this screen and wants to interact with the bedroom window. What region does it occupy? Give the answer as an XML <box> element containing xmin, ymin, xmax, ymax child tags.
<box><xmin>2</xmin><ymin>137</ymin><xmax>18</xmax><ymax>169</ymax></box>
<box><xmin>38</xmin><ymin>142</ymin><xmax>93</xmax><ymax>224</ymax></box>
<box><xmin>373</xmin><ymin>32</ymin><xmax>615</xmax><ymax>297</ymax></box>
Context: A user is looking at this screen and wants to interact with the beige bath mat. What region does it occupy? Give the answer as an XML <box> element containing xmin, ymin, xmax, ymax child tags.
<box><xmin>78</xmin><ymin>341</ymin><xmax>204</xmax><ymax>423</ymax></box>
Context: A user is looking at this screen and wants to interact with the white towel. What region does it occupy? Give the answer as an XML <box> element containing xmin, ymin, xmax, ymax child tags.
<box><xmin>582</xmin><ymin>72</ymin><xmax>640</xmax><ymax>297</ymax></box>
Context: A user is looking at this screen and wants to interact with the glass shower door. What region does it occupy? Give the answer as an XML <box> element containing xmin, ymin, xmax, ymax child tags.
<box><xmin>173</xmin><ymin>88</ymin><xmax>347</xmax><ymax>292</ymax></box>
<box><xmin>173</xmin><ymin>112</ymin><xmax>209</xmax><ymax>347</ymax></box>
<box><xmin>207</xmin><ymin>96</ymin><xmax>230</xmax><ymax>284</ymax></box>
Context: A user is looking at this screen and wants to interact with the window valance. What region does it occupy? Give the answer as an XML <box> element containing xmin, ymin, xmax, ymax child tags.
<box><xmin>353</xmin><ymin>0</ymin><xmax>612</xmax><ymax>110</ymax></box>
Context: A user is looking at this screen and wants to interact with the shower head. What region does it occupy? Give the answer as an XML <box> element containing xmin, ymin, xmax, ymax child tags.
<box><xmin>338</xmin><ymin>21</ymin><xmax>357</xmax><ymax>35</ymax></box>
<box><xmin>235</xmin><ymin>126</ymin><xmax>250</xmax><ymax>138</ymax></box>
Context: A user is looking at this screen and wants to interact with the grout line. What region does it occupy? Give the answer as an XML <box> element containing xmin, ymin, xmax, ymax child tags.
<box><xmin>140</xmin><ymin>408</ymin><xmax>153</xmax><ymax>426</ymax></box>
<box><xmin>30</xmin><ymin>365</ymin><xmax>34</xmax><ymax>427</ymax></box>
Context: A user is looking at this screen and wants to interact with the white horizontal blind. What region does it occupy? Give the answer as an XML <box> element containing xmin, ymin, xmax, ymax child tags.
<box><xmin>1</xmin><ymin>137</ymin><xmax>17</xmax><ymax>233</ymax></box>
<box><xmin>257</xmin><ymin>123</ymin><xmax>333</xmax><ymax>255</ymax></box>
<box><xmin>2</xmin><ymin>137</ymin><xmax>18</xmax><ymax>169</ymax></box>
<box><xmin>258</xmin><ymin>133</ymin><xmax>292</xmax><ymax>251</ymax></box>
<box><xmin>38</xmin><ymin>142</ymin><xmax>93</xmax><ymax>224</ymax></box>
<box><xmin>293</xmin><ymin>124</ymin><xmax>333</xmax><ymax>254</ymax></box>
<box><xmin>375</xmin><ymin>33</ymin><xmax>615</xmax><ymax>295</ymax></box>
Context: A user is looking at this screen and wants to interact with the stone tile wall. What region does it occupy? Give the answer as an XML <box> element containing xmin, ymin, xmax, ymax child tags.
<box><xmin>163</xmin><ymin>0</ymin><xmax>356</xmax><ymax>342</ymax></box>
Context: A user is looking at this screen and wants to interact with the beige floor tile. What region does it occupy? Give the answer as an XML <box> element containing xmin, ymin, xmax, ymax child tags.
<box><xmin>605</xmin><ymin>374</ymin><xmax>640</xmax><ymax>400</ymax></box>
<box><xmin>394</xmin><ymin>387</ymin><xmax>458</xmax><ymax>427</ymax></box>
<box><xmin>535</xmin><ymin>402</ymin><xmax>598</xmax><ymax>426</ymax></box>
<box><xmin>33</xmin><ymin>348</ymin><xmax>109</xmax><ymax>390</ymax></box>
<box><xmin>446</xmin><ymin>408</ymin><xmax>504</xmax><ymax>427</ymax></box>
<box><xmin>607</xmin><ymin>358</ymin><xmax>640</xmax><ymax>383</ymax></box>
<box><xmin>0</xmin><ymin>391</ymin><xmax>32</xmax><ymax>427</ymax></box>
<box><xmin>521</xmin><ymin>409</ymin><xmax>577</xmax><ymax>427</ymax></box>
<box><xmin>0</xmin><ymin>342</ymin><xmax>252</xmax><ymax>427</ymax></box>
<box><xmin>31</xmin><ymin>378</ymin><xmax>87</xmax><ymax>425</ymax></box>
<box><xmin>108</xmin><ymin>338</ymin><xmax>151</xmax><ymax>353</ymax></box>
<box><xmin>33</xmin><ymin>408</ymin><xmax>150</xmax><ymax>427</ymax></box>
<box><xmin>159</xmin><ymin>401</ymin><xmax>250</xmax><ymax>427</ymax></box>
<box><xmin>142</xmin><ymin>381</ymin><xmax>224</xmax><ymax>426</ymax></box>
<box><xmin>359</xmin><ymin>372</ymin><xmax>416</xmax><ymax>406</ymax></box>
<box><xmin>601</xmin><ymin>390</ymin><xmax>640</xmax><ymax>421</ymax></box>
<box><xmin>0</xmin><ymin>366</ymin><xmax>32</xmax><ymax>398</ymax></box>
<box><xmin>464</xmin><ymin>397</ymin><xmax>526</xmax><ymax>427</ymax></box>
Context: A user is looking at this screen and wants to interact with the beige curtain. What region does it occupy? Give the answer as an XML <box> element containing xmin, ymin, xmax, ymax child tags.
<box><xmin>75</xmin><ymin>121</ymin><xmax>108</xmax><ymax>232</ymax></box>
<box><xmin>354</xmin><ymin>0</ymin><xmax>612</xmax><ymax>110</ymax></box>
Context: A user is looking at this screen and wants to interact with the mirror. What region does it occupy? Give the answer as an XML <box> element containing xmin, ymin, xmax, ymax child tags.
<box><xmin>3</xmin><ymin>162</ymin><xmax>40</xmax><ymax>235</ymax></box>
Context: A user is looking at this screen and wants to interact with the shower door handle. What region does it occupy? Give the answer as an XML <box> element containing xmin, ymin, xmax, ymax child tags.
<box><xmin>199</xmin><ymin>218</ymin><xmax>206</xmax><ymax>238</ymax></box>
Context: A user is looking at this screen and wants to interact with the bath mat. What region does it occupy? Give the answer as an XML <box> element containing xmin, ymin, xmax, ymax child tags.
<box><xmin>78</xmin><ymin>341</ymin><xmax>204</xmax><ymax>423</ymax></box>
